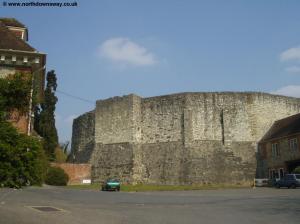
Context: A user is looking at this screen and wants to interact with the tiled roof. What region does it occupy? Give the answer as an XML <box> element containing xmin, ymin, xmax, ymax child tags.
<box><xmin>260</xmin><ymin>113</ymin><xmax>300</xmax><ymax>142</ymax></box>
<box><xmin>0</xmin><ymin>18</ymin><xmax>26</xmax><ymax>28</ymax></box>
<box><xmin>0</xmin><ymin>21</ymin><xmax>35</xmax><ymax>52</ymax></box>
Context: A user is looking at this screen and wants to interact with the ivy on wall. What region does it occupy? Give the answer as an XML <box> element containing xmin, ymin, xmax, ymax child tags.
<box><xmin>0</xmin><ymin>73</ymin><xmax>47</xmax><ymax>188</ymax></box>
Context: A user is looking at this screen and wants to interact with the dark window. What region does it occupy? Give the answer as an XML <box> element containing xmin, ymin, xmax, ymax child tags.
<box><xmin>271</xmin><ymin>143</ymin><xmax>280</xmax><ymax>157</ymax></box>
<box><xmin>289</xmin><ymin>138</ymin><xmax>298</xmax><ymax>151</ymax></box>
<box><xmin>285</xmin><ymin>175</ymin><xmax>295</xmax><ymax>180</ymax></box>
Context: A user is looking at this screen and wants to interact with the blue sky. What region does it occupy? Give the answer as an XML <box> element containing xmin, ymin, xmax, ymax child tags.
<box><xmin>2</xmin><ymin>0</ymin><xmax>300</xmax><ymax>143</ymax></box>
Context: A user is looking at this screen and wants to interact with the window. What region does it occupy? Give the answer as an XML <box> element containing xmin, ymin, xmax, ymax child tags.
<box><xmin>12</xmin><ymin>55</ymin><xmax>16</xmax><ymax>62</ymax></box>
<box><xmin>269</xmin><ymin>169</ymin><xmax>279</xmax><ymax>179</ymax></box>
<box><xmin>289</xmin><ymin>138</ymin><xmax>298</xmax><ymax>151</ymax></box>
<box><xmin>285</xmin><ymin>174</ymin><xmax>295</xmax><ymax>180</ymax></box>
<box><xmin>279</xmin><ymin>168</ymin><xmax>284</xmax><ymax>179</ymax></box>
<box><xmin>271</xmin><ymin>143</ymin><xmax>280</xmax><ymax>157</ymax></box>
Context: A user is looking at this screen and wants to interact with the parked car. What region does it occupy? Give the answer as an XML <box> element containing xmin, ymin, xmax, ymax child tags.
<box><xmin>255</xmin><ymin>178</ymin><xmax>269</xmax><ymax>187</ymax></box>
<box><xmin>275</xmin><ymin>174</ymin><xmax>300</xmax><ymax>189</ymax></box>
<box><xmin>101</xmin><ymin>178</ymin><xmax>120</xmax><ymax>191</ymax></box>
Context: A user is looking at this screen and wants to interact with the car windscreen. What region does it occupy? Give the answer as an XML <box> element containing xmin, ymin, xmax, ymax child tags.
<box><xmin>107</xmin><ymin>179</ymin><xmax>119</xmax><ymax>183</ymax></box>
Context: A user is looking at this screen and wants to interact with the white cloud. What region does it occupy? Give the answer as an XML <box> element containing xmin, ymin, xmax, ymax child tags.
<box><xmin>285</xmin><ymin>66</ymin><xmax>300</xmax><ymax>73</ymax></box>
<box><xmin>99</xmin><ymin>37</ymin><xmax>157</xmax><ymax>66</ymax></box>
<box><xmin>280</xmin><ymin>46</ymin><xmax>300</xmax><ymax>62</ymax></box>
<box><xmin>271</xmin><ymin>85</ymin><xmax>300</xmax><ymax>98</ymax></box>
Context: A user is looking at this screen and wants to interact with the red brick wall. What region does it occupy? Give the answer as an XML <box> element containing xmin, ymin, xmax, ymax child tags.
<box><xmin>51</xmin><ymin>163</ymin><xmax>91</xmax><ymax>185</ymax></box>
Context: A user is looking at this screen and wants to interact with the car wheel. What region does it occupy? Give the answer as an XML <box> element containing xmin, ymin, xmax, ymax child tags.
<box><xmin>275</xmin><ymin>183</ymin><xmax>280</xmax><ymax>189</ymax></box>
<box><xmin>291</xmin><ymin>184</ymin><xmax>296</xmax><ymax>189</ymax></box>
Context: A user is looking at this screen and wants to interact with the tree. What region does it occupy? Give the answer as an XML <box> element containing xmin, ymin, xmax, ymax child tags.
<box><xmin>34</xmin><ymin>70</ymin><xmax>58</xmax><ymax>160</ymax></box>
<box><xmin>0</xmin><ymin>73</ymin><xmax>47</xmax><ymax>188</ymax></box>
<box><xmin>0</xmin><ymin>73</ymin><xmax>31</xmax><ymax>119</ymax></box>
<box><xmin>0</xmin><ymin>122</ymin><xmax>47</xmax><ymax>188</ymax></box>
<box><xmin>294</xmin><ymin>167</ymin><xmax>300</xmax><ymax>174</ymax></box>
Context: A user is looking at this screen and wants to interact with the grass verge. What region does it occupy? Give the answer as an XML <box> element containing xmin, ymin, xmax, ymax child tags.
<box><xmin>66</xmin><ymin>183</ymin><xmax>250</xmax><ymax>192</ymax></box>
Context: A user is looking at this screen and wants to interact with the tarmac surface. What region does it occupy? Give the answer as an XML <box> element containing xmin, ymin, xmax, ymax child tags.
<box><xmin>0</xmin><ymin>186</ymin><xmax>299</xmax><ymax>224</ymax></box>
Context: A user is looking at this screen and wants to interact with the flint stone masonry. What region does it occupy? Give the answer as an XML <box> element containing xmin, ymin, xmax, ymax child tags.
<box><xmin>71</xmin><ymin>111</ymin><xmax>95</xmax><ymax>163</ymax></box>
<box><xmin>71</xmin><ymin>92</ymin><xmax>300</xmax><ymax>185</ymax></box>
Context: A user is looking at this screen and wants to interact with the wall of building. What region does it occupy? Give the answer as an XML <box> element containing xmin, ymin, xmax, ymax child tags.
<box><xmin>94</xmin><ymin>94</ymin><xmax>142</xmax><ymax>144</ymax></box>
<box><xmin>91</xmin><ymin>143</ymin><xmax>134</xmax><ymax>183</ymax></box>
<box><xmin>51</xmin><ymin>163</ymin><xmax>91</xmax><ymax>185</ymax></box>
<box><xmin>71</xmin><ymin>92</ymin><xmax>300</xmax><ymax>185</ymax></box>
<box><xmin>71</xmin><ymin>111</ymin><xmax>95</xmax><ymax>163</ymax></box>
<box><xmin>263</xmin><ymin>134</ymin><xmax>300</xmax><ymax>171</ymax></box>
<box><xmin>141</xmin><ymin>94</ymin><xmax>185</xmax><ymax>144</ymax></box>
<box><xmin>0</xmin><ymin>66</ymin><xmax>15</xmax><ymax>78</ymax></box>
<box><xmin>6</xmin><ymin>110</ymin><xmax>28</xmax><ymax>133</ymax></box>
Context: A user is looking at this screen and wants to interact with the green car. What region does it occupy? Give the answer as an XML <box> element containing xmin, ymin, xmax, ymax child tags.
<box><xmin>101</xmin><ymin>178</ymin><xmax>120</xmax><ymax>191</ymax></box>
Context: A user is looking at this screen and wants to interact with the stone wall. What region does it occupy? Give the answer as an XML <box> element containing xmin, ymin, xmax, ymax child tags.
<box><xmin>95</xmin><ymin>94</ymin><xmax>141</xmax><ymax>144</ymax></box>
<box><xmin>141</xmin><ymin>94</ymin><xmax>185</xmax><ymax>143</ymax></box>
<box><xmin>71</xmin><ymin>111</ymin><xmax>95</xmax><ymax>163</ymax></box>
<box><xmin>71</xmin><ymin>92</ymin><xmax>300</xmax><ymax>185</ymax></box>
<box><xmin>91</xmin><ymin>143</ymin><xmax>134</xmax><ymax>183</ymax></box>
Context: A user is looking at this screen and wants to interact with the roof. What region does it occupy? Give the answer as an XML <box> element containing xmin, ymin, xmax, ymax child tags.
<box><xmin>260</xmin><ymin>113</ymin><xmax>300</xmax><ymax>142</ymax></box>
<box><xmin>0</xmin><ymin>21</ymin><xmax>35</xmax><ymax>52</ymax></box>
<box><xmin>0</xmin><ymin>18</ymin><xmax>26</xmax><ymax>28</ymax></box>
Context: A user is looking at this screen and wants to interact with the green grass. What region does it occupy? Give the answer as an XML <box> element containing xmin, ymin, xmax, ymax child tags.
<box><xmin>66</xmin><ymin>183</ymin><xmax>250</xmax><ymax>192</ymax></box>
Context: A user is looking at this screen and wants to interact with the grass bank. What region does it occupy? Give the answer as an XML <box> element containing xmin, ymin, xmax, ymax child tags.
<box><xmin>66</xmin><ymin>183</ymin><xmax>250</xmax><ymax>192</ymax></box>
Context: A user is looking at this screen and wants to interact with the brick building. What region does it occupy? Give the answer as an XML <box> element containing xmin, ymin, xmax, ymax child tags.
<box><xmin>257</xmin><ymin>113</ymin><xmax>300</xmax><ymax>179</ymax></box>
<box><xmin>0</xmin><ymin>18</ymin><xmax>46</xmax><ymax>134</ymax></box>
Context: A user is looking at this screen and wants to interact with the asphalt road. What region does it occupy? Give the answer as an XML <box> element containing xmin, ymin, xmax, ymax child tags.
<box><xmin>0</xmin><ymin>186</ymin><xmax>299</xmax><ymax>224</ymax></box>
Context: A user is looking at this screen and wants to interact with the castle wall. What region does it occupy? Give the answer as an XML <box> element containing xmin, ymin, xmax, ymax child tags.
<box><xmin>94</xmin><ymin>94</ymin><xmax>141</xmax><ymax>144</ymax></box>
<box><xmin>141</xmin><ymin>94</ymin><xmax>185</xmax><ymax>143</ymax></box>
<box><xmin>71</xmin><ymin>111</ymin><xmax>95</xmax><ymax>163</ymax></box>
<box><xmin>71</xmin><ymin>92</ymin><xmax>300</xmax><ymax>185</ymax></box>
<box><xmin>91</xmin><ymin>143</ymin><xmax>134</xmax><ymax>183</ymax></box>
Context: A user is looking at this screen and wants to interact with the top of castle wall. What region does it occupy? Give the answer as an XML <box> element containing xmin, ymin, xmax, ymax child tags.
<box><xmin>96</xmin><ymin>92</ymin><xmax>300</xmax><ymax>103</ymax></box>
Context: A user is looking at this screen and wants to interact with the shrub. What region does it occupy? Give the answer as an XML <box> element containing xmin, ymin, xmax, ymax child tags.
<box><xmin>0</xmin><ymin>121</ymin><xmax>48</xmax><ymax>188</ymax></box>
<box><xmin>45</xmin><ymin>167</ymin><xmax>69</xmax><ymax>186</ymax></box>
<box><xmin>54</xmin><ymin>147</ymin><xmax>67</xmax><ymax>163</ymax></box>
<box><xmin>294</xmin><ymin>166</ymin><xmax>300</xmax><ymax>174</ymax></box>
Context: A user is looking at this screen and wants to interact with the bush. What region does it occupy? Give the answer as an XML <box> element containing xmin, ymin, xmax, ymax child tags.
<box><xmin>54</xmin><ymin>147</ymin><xmax>67</xmax><ymax>163</ymax></box>
<box><xmin>294</xmin><ymin>166</ymin><xmax>300</xmax><ymax>174</ymax></box>
<box><xmin>0</xmin><ymin>121</ymin><xmax>48</xmax><ymax>188</ymax></box>
<box><xmin>45</xmin><ymin>167</ymin><xmax>69</xmax><ymax>186</ymax></box>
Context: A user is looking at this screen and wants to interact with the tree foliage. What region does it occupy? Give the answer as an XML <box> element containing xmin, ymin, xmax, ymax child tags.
<box><xmin>45</xmin><ymin>167</ymin><xmax>69</xmax><ymax>186</ymax></box>
<box><xmin>34</xmin><ymin>70</ymin><xmax>58</xmax><ymax>160</ymax></box>
<box><xmin>0</xmin><ymin>122</ymin><xmax>47</xmax><ymax>188</ymax></box>
<box><xmin>0</xmin><ymin>73</ymin><xmax>31</xmax><ymax>118</ymax></box>
<box><xmin>294</xmin><ymin>167</ymin><xmax>300</xmax><ymax>174</ymax></box>
<box><xmin>0</xmin><ymin>73</ymin><xmax>47</xmax><ymax>188</ymax></box>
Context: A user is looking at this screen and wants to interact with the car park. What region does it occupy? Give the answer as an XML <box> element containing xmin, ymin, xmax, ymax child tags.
<box><xmin>101</xmin><ymin>178</ymin><xmax>120</xmax><ymax>191</ymax></box>
<box><xmin>275</xmin><ymin>174</ymin><xmax>300</xmax><ymax>189</ymax></box>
